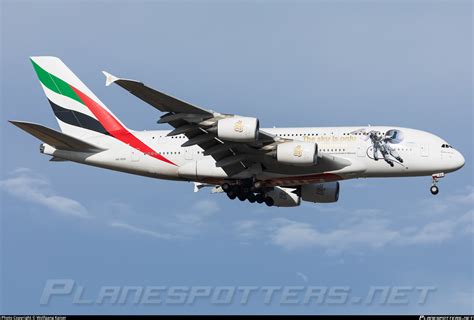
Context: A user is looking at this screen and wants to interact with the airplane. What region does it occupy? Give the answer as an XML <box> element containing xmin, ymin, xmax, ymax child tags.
<box><xmin>10</xmin><ymin>56</ymin><xmax>465</xmax><ymax>207</ymax></box>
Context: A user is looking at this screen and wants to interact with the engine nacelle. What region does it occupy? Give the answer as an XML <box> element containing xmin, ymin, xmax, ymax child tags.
<box><xmin>266</xmin><ymin>186</ymin><xmax>301</xmax><ymax>207</ymax></box>
<box><xmin>276</xmin><ymin>141</ymin><xmax>318</xmax><ymax>166</ymax></box>
<box><xmin>301</xmin><ymin>182</ymin><xmax>340</xmax><ymax>203</ymax></box>
<box><xmin>217</xmin><ymin>117</ymin><xmax>259</xmax><ymax>142</ymax></box>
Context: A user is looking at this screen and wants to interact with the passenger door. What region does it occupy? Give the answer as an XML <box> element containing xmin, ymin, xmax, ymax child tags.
<box><xmin>357</xmin><ymin>145</ymin><xmax>366</xmax><ymax>157</ymax></box>
<box><xmin>183</xmin><ymin>149</ymin><xmax>194</xmax><ymax>161</ymax></box>
<box><xmin>420</xmin><ymin>144</ymin><xmax>429</xmax><ymax>157</ymax></box>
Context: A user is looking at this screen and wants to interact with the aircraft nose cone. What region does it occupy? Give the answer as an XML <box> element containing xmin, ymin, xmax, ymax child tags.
<box><xmin>444</xmin><ymin>149</ymin><xmax>465</xmax><ymax>173</ymax></box>
<box><xmin>450</xmin><ymin>150</ymin><xmax>465</xmax><ymax>171</ymax></box>
<box><xmin>456</xmin><ymin>151</ymin><xmax>465</xmax><ymax>170</ymax></box>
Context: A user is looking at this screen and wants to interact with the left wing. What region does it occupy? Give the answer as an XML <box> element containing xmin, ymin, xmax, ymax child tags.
<box><xmin>102</xmin><ymin>72</ymin><xmax>351</xmax><ymax>176</ymax></box>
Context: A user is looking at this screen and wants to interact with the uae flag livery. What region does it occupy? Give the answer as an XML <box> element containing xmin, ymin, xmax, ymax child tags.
<box><xmin>31</xmin><ymin>57</ymin><xmax>175</xmax><ymax>166</ymax></box>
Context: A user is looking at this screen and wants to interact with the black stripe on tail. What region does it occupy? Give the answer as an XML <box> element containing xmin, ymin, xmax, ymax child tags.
<box><xmin>48</xmin><ymin>99</ymin><xmax>111</xmax><ymax>136</ymax></box>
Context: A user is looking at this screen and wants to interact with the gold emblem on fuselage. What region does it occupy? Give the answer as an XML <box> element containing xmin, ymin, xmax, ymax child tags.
<box><xmin>293</xmin><ymin>145</ymin><xmax>303</xmax><ymax>157</ymax></box>
<box><xmin>234</xmin><ymin>120</ymin><xmax>244</xmax><ymax>133</ymax></box>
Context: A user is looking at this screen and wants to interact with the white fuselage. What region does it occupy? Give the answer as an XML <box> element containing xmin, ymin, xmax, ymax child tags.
<box><xmin>42</xmin><ymin>126</ymin><xmax>465</xmax><ymax>187</ymax></box>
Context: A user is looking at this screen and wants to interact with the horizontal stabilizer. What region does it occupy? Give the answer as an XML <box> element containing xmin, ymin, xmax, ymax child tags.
<box><xmin>9</xmin><ymin>120</ymin><xmax>104</xmax><ymax>152</ymax></box>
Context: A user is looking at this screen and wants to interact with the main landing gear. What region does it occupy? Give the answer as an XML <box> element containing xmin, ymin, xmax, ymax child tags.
<box><xmin>222</xmin><ymin>181</ymin><xmax>275</xmax><ymax>206</ymax></box>
<box><xmin>430</xmin><ymin>173</ymin><xmax>445</xmax><ymax>195</ymax></box>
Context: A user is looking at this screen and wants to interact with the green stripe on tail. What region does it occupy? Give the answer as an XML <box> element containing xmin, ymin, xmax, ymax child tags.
<box><xmin>31</xmin><ymin>59</ymin><xmax>83</xmax><ymax>105</ymax></box>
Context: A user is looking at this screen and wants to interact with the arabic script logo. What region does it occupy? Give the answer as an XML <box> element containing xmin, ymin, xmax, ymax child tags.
<box><xmin>234</xmin><ymin>120</ymin><xmax>244</xmax><ymax>133</ymax></box>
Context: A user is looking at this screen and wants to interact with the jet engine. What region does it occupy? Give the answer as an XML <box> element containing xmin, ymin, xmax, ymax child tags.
<box><xmin>217</xmin><ymin>117</ymin><xmax>259</xmax><ymax>142</ymax></box>
<box><xmin>266</xmin><ymin>186</ymin><xmax>301</xmax><ymax>207</ymax></box>
<box><xmin>301</xmin><ymin>182</ymin><xmax>340</xmax><ymax>203</ymax></box>
<box><xmin>276</xmin><ymin>141</ymin><xmax>318</xmax><ymax>166</ymax></box>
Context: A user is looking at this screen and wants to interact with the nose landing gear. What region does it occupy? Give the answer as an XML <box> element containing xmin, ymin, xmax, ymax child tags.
<box><xmin>430</xmin><ymin>173</ymin><xmax>445</xmax><ymax>195</ymax></box>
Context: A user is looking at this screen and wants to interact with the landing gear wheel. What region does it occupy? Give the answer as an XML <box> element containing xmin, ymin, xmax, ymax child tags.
<box><xmin>264</xmin><ymin>197</ymin><xmax>274</xmax><ymax>207</ymax></box>
<box><xmin>227</xmin><ymin>192</ymin><xmax>237</xmax><ymax>200</ymax></box>
<box><xmin>256</xmin><ymin>194</ymin><xmax>265</xmax><ymax>204</ymax></box>
<box><xmin>237</xmin><ymin>193</ymin><xmax>247</xmax><ymax>201</ymax></box>
<box><xmin>222</xmin><ymin>183</ymin><xmax>231</xmax><ymax>193</ymax></box>
<box><xmin>430</xmin><ymin>185</ymin><xmax>439</xmax><ymax>195</ymax></box>
<box><xmin>247</xmin><ymin>193</ymin><xmax>256</xmax><ymax>203</ymax></box>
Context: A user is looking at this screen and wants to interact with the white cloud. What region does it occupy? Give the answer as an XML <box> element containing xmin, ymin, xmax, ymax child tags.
<box><xmin>269</xmin><ymin>217</ymin><xmax>399</xmax><ymax>252</ymax></box>
<box><xmin>176</xmin><ymin>199</ymin><xmax>220</xmax><ymax>225</ymax></box>
<box><xmin>283</xmin><ymin>209</ymin><xmax>470</xmax><ymax>252</ymax></box>
<box><xmin>234</xmin><ymin>220</ymin><xmax>261</xmax><ymax>240</ymax></box>
<box><xmin>234</xmin><ymin>186</ymin><xmax>474</xmax><ymax>253</ymax></box>
<box><xmin>193</xmin><ymin>199</ymin><xmax>220</xmax><ymax>214</ymax></box>
<box><xmin>109</xmin><ymin>221</ymin><xmax>179</xmax><ymax>240</ymax></box>
<box><xmin>0</xmin><ymin>169</ymin><xmax>88</xmax><ymax>218</ymax></box>
<box><xmin>0</xmin><ymin>170</ymin><xmax>218</xmax><ymax>241</ymax></box>
<box><xmin>419</xmin><ymin>185</ymin><xmax>474</xmax><ymax>214</ymax></box>
<box><xmin>447</xmin><ymin>185</ymin><xmax>474</xmax><ymax>205</ymax></box>
<box><xmin>400</xmin><ymin>220</ymin><xmax>457</xmax><ymax>245</ymax></box>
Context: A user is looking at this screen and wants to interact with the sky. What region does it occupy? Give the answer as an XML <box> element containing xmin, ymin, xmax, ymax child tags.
<box><xmin>1</xmin><ymin>0</ymin><xmax>473</xmax><ymax>315</ymax></box>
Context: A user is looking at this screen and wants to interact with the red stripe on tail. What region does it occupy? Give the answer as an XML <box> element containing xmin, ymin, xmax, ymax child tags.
<box><xmin>70</xmin><ymin>86</ymin><xmax>176</xmax><ymax>166</ymax></box>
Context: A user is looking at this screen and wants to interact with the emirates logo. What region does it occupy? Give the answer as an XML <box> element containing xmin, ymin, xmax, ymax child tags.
<box><xmin>233</xmin><ymin>120</ymin><xmax>244</xmax><ymax>133</ymax></box>
<box><xmin>293</xmin><ymin>145</ymin><xmax>303</xmax><ymax>157</ymax></box>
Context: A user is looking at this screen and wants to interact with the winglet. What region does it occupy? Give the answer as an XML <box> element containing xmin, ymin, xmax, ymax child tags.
<box><xmin>102</xmin><ymin>71</ymin><xmax>119</xmax><ymax>86</ymax></box>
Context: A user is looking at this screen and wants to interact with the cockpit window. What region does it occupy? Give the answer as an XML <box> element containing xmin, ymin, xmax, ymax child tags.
<box><xmin>441</xmin><ymin>144</ymin><xmax>453</xmax><ymax>148</ymax></box>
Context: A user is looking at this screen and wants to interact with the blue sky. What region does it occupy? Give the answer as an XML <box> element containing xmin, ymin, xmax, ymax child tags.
<box><xmin>1</xmin><ymin>0</ymin><xmax>472</xmax><ymax>314</ymax></box>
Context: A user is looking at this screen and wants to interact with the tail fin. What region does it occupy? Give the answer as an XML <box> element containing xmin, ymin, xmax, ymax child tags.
<box><xmin>30</xmin><ymin>56</ymin><xmax>127</xmax><ymax>139</ymax></box>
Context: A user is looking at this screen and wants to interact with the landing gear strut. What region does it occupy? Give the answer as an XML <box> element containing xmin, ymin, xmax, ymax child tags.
<box><xmin>430</xmin><ymin>173</ymin><xmax>445</xmax><ymax>195</ymax></box>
